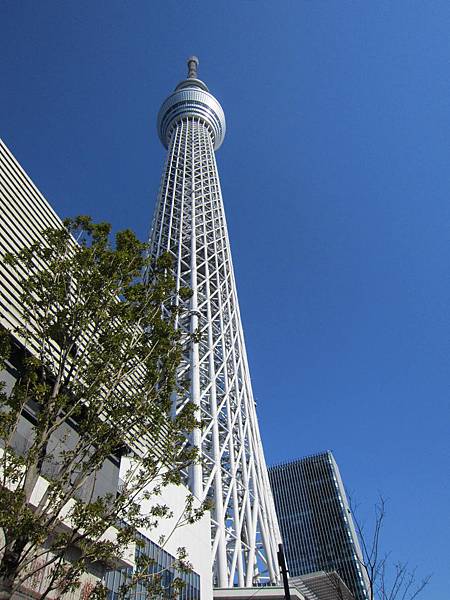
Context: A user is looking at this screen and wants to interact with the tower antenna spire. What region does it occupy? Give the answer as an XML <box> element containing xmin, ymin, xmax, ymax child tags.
<box><xmin>187</xmin><ymin>55</ymin><xmax>199</xmax><ymax>79</ymax></box>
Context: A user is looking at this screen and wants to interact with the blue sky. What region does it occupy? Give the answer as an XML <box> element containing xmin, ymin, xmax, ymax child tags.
<box><xmin>1</xmin><ymin>1</ymin><xmax>448</xmax><ymax>596</ymax></box>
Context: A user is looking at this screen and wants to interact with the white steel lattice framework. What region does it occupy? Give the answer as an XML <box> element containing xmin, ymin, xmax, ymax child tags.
<box><xmin>149</xmin><ymin>58</ymin><xmax>281</xmax><ymax>587</ymax></box>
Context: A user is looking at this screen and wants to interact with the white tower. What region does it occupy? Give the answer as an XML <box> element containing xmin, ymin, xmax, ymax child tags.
<box><xmin>149</xmin><ymin>58</ymin><xmax>280</xmax><ymax>587</ymax></box>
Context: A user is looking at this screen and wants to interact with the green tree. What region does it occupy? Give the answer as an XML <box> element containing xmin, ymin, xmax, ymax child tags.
<box><xmin>0</xmin><ymin>217</ymin><xmax>200</xmax><ymax>599</ymax></box>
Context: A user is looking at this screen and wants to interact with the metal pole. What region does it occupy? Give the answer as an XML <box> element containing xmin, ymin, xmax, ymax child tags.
<box><xmin>277</xmin><ymin>543</ymin><xmax>291</xmax><ymax>600</ymax></box>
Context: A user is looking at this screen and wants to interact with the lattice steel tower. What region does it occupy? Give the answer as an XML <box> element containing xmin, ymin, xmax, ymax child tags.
<box><xmin>148</xmin><ymin>57</ymin><xmax>281</xmax><ymax>587</ymax></box>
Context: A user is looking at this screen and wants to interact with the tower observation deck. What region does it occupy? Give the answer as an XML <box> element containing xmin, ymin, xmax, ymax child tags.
<box><xmin>149</xmin><ymin>58</ymin><xmax>281</xmax><ymax>587</ymax></box>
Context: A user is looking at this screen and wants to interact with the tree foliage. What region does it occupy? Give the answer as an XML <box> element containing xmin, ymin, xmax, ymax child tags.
<box><xmin>0</xmin><ymin>217</ymin><xmax>200</xmax><ymax>599</ymax></box>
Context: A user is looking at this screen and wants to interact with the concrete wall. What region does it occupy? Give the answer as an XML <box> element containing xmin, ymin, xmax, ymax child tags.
<box><xmin>120</xmin><ymin>456</ymin><xmax>213</xmax><ymax>600</ymax></box>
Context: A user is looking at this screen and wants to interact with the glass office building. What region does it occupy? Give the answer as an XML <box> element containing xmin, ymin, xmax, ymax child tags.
<box><xmin>268</xmin><ymin>452</ymin><xmax>370</xmax><ymax>600</ymax></box>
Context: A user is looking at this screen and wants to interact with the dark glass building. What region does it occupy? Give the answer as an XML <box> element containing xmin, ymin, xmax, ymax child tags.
<box><xmin>268</xmin><ymin>452</ymin><xmax>370</xmax><ymax>600</ymax></box>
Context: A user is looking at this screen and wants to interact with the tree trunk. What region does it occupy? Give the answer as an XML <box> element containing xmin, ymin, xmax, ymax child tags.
<box><xmin>0</xmin><ymin>561</ymin><xmax>17</xmax><ymax>600</ymax></box>
<box><xmin>0</xmin><ymin>576</ymin><xmax>14</xmax><ymax>600</ymax></box>
<box><xmin>0</xmin><ymin>541</ymin><xmax>27</xmax><ymax>600</ymax></box>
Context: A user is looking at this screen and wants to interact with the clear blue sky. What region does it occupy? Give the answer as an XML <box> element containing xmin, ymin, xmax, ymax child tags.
<box><xmin>1</xmin><ymin>1</ymin><xmax>448</xmax><ymax>596</ymax></box>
